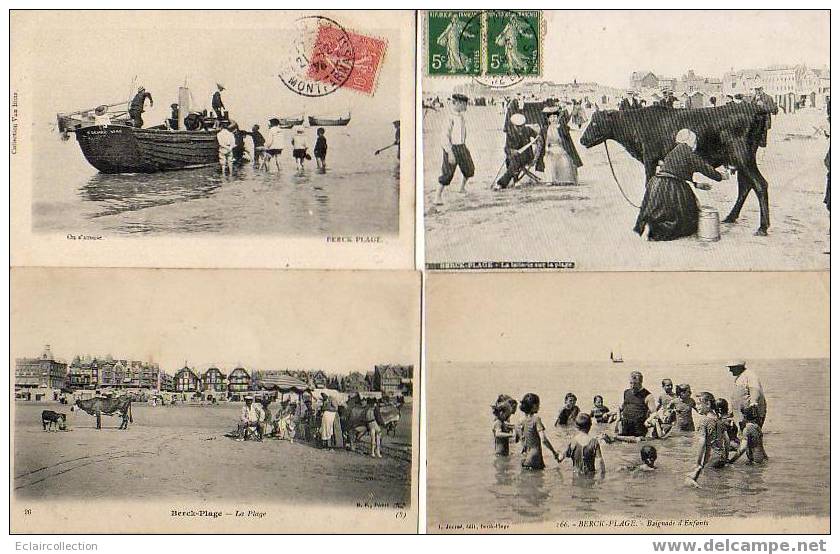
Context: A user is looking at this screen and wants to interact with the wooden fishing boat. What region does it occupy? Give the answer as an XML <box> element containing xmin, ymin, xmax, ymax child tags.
<box><xmin>70</xmin><ymin>124</ymin><xmax>219</xmax><ymax>174</ymax></box>
<box><xmin>57</xmin><ymin>86</ymin><xmax>220</xmax><ymax>174</ymax></box>
<box><xmin>278</xmin><ymin>116</ymin><xmax>304</xmax><ymax>129</ymax></box>
<box><xmin>307</xmin><ymin>113</ymin><xmax>351</xmax><ymax>127</ymax></box>
<box><xmin>610</xmin><ymin>350</ymin><xmax>624</xmax><ymax>363</ymax></box>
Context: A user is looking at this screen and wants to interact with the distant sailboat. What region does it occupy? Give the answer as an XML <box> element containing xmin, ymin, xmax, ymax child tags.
<box><xmin>610</xmin><ymin>349</ymin><xmax>624</xmax><ymax>363</ymax></box>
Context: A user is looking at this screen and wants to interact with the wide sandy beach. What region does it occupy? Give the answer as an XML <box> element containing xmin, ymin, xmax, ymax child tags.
<box><xmin>424</xmin><ymin>104</ymin><xmax>830</xmax><ymax>270</ymax></box>
<box><xmin>14</xmin><ymin>401</ymin><xmax>413</xmax><ymax>506</ymax></box>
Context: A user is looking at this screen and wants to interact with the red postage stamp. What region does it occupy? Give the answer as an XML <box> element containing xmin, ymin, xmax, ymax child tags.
<box><xmin>308</xmin><ymin>25</ymin><xmax>388</xmax><ymax>96</ymax></box>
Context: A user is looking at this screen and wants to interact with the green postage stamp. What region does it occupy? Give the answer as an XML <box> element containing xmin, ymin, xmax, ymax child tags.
<box><xmin>425</xmin><ymin>10</ymin><xmax>543</xmax><ymax>78</ymax></box>
<box><xmin>485</xmin><ymin>10</ymin><xmax>541</xmax><ymax>76</ymax></box>
<box><xmin>426</xmin><ymin>10</ymin><xmax>483</xmax><ymax>76</ymax></box>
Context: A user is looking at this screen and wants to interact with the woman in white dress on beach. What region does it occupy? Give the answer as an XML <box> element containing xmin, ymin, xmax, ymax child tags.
<box><xmin>535</xmin><ymin>106</ymin><xmax>583</xmax><ymax>186</ymax></box>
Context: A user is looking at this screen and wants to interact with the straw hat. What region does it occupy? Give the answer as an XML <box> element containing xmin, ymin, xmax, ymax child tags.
<box><xmin>510</xmin><ymin>113</ymin><xmax>526</xmax><ymax>126</ymax></box>
<box><xmin>726</xmin><ymin>360</ymin><xmax>746</xmax><ymax>369</ymax></box>
<box><xmin>217</xmin><ymin>83</ymin><xmax>225</xmax><ymax>91</ymax></box>
<box><xmin>94</xmin><ymin>105</ymin><xmax>108</xmax><ymax>116</ymax></box>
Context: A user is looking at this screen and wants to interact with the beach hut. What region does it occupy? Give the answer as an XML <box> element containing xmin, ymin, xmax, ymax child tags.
<box><xmin>257</xmin><ymin>374</ymin><xmax>311</xmax><ymax>405</ymax></box>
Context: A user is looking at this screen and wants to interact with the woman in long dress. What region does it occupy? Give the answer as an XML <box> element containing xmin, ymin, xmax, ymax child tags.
<box><xmin>634</xmin><ymin>128</ymin><xmax>727</xmax><ymax>241</ymax></box>
<box><xmin>535</xmin><ymin>106</ymin><xmax>583</xmax><ymax>186</ymax></box>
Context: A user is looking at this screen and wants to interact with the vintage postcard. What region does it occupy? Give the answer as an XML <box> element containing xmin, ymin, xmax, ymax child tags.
<box><xmin>11</xmin><ymin>10</ymin><xmax>415</xmax><ymax>270</ymax></box>
<box><xmin>422</xmin><ymin>10</ymin><xmax>830</xmax><ymax>271</ymax></box>
<box><xmin>11</xmin><ymin>268</ymin><xmax>420</xmax><ymax>533</ymax></box>
<box><xmin>426</xmin><ymin>271</ymin><xmax>828</xmax><ymax>533</ymax></box>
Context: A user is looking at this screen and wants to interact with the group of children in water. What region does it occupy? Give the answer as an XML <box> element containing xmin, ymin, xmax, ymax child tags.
<box><xmin>492</xmin><ymin>380</ymin><xmax>767</xmax><ymax>486</ymax></box>
<box><xmin>246</xmin><ymin>120</ymin><xmax>329</xmax><ymax>174</ymax></box>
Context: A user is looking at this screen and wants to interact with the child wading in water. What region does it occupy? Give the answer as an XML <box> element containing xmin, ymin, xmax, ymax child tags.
<box><xmin>672</xmin><ymin>384</ymin><xmax>696</xmax><ymax>432</ymax></box>
<box><xmin>687</xmin><ymin>392</ymin><xmax>730</xmax><ymax>487</ymax></box>
<box><xmin>620</xmin><ymin>445</ymin><xmax>658</xmax><ymax>472</ymax></box>
<box><xmin>491</xmin><ymin>394</ymin><xmax>518</xmax><ymax>456</ymax></box>
<box><xmin>590</xmin><ymin>395</ymin><xmax>612</xmax><ymax>423</ymax></box>
<box><xmin>557</xmin><ymin>413</ymin><xmax>606</xmax><ymax>478</ymax></box>
<box><xmin>728</xmin><ymin>406</ymin><xmax>768</xmax><ymax>464</ymax></box>
<box><xmin>555</xmin><ymin>392</ymin><xmax>580</xmax><ymax>426</ymax></box>
<box><xmin>291</xmin><ymin>127</ymin><xmax>310</xmax><ymax>172</ymax></box>
<box><xmin>519</xmin><ymin>393</ymin><xmax>561</xmax><ymax>470</ymax></box>
<box><xmin>314</xmin><ymin>127</ymin><xmax>328</xmax><ymax>170</ymax></box>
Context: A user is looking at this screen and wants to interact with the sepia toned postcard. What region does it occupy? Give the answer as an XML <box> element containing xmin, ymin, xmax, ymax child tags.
<box><xmin>11</xmin><ymin>268</ymin><xmax>420</xmax><ymax>533</ymax></box>
<box><xmin>425</xmin><ymin>271</ymin><xmax>828</xmax><ymax>533</ymax></box>
<box><xmin>11</xmin><ymin>10</ymin><xmax>416</xmax><ymax>270</ymax></box>
<box><xmin>422</xmin><ymin>10</ymin><xmax>830</xmax><ymax>271</ymax></box>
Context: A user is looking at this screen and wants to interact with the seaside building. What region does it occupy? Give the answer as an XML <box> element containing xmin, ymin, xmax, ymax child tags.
<box><xmin>630</xmin><ymin>70</ymin><xmax>659</xmax><ymax>91</ymax></box>
<box><xmin>374</xmin><ymin>364</ymin><xmax>412</xmax><ymax>397</ymax></box>
<box><xmin>15</xmin><ymin>345</ymin><xmax>68</xmax><ymax>394</ymax></box>
<box><xmin>158</xmin><ymin>371</ymin><xmax>174</xmax><ymax>392</ymax></box>
<box><xmin>173</xmin><ymin>365</ymin><xmax>200</xmax><ymax>393</ymax></box>
<box><xmin>201</xmin><ymin>367</ymin><xmax>227</xmax><ymax>400</ymax></box>
<box><xmin>68</xmin><ymin>355</ymin><xmax>100</xmax><ymax>389</ymax></box>
<box><xmin>311</xmin><ymin>370</ymin><xmax>328</xmax><ymax>389</ymax></box>
<box><xmin>227</xmin><ymin>367</ymin><xmax>251</xmax><ymax>400</ymax></box>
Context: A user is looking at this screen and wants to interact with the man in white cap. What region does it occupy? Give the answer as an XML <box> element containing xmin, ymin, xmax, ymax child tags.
<box><xmin>494</xmin><ymin>112</ymin><xmax>538</xmax><ymax>190</ymax></box>
<box><xmin>434</xmin><ymin>93</ymin><xmax>474</xmax><ymax>205</ymax></box>
<box><xmin>728</xmin><ymin>360</ymin><xmax>767</xmax><ymax>429</ymax></box>
<box><xmin>237</xmin><ymin>395</ymin><xmax>265</xmax><ymax>441</ymax></box>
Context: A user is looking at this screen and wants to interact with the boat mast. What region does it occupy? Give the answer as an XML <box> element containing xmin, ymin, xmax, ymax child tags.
<box><xmin>178</xmin><ymin>76</ymin><xmax>191</xmax><ymax>131</ymax></box>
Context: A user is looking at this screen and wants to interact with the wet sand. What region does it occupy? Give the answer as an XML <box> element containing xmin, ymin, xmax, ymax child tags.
<box><xmin>424</xmin><ymin>105</ymin><xmax>830</xmax><ymax>270</ymax></box>
<box><xmin>14</xmin><ymin>401</ymin><xmax>413</xmax><ymax>505</ymax></box>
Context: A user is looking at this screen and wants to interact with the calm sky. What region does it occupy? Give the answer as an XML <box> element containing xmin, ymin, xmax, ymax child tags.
<box><xmin>427</xmin><ymin>272</ymin><xmax>829</xmax><ymax>364</ymax></box>
<box><xmin>14</xmin><ymin>11</ymin><xmax>408</xmax><ymax>131</ymax></box>
<box><xmin>12</xmin><ymin>269</ymin><xmax>420</xmax><ymax>375</ymax></box>
<box><xmin>425</xmin><ymin>10</ymin><xmax>828</xmax><ymax>90</ymax></box>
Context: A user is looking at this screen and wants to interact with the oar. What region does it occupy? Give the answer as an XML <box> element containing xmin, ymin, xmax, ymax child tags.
<box><xmin>375</xmin><ymin>143</ymin><xmax>396</xmax><ymax>155</ymax></box>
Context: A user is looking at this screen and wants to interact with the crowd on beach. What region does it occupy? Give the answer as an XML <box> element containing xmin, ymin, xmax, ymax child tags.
<box><xmin>230</xmin><ymin>392</ymin><xmax>390</xmax><ymax>459</ymax></box>
<box><xmin>431</xmin><ymin>87</ymin><xmax>830</xmax><ymax>243</ymax></box>
<box><xmin>491</xmin><ymin>361</ymin><xmax>768</xmax><ymax>487</ymax></box>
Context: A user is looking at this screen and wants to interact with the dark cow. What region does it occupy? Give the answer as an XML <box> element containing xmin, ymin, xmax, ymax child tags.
<box><xmin>75</xmin><ymin>396</ymin><xmax>133</xmax><ymax>430</ymax></box>
<box><xmin>41</xmin><ymin>410</ymin><xmax>66</xmax><ymax>431</ymax></box>
<box><xmin>580</xmin><ymin>103</ymin><xmax>774</xmax><ymax>235</ymax></box>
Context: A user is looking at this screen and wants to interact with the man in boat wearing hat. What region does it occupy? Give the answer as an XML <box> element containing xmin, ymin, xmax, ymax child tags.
<box><xmin>434</xmin><ymin>93</ymin><xmax>474</xmax><ymax>205</ymax></box>
<box><xmin>128</xmin><ymin>86</ymin><xmax>154</xmax><ymax>128</ymax></box>
<box><xmin>727</xmin><ymin>361</ymin><xmax>767</xmax><ymax>429</ymax></box>
<box><xmin>750</xmin><ymin>85</ymin><xmax>778</xmax><ymax>148</ymax></box>
<box><xmin>494</xmin><ymin>112</ymin><xmax>538</xmax><ymax>190</ymax></box>
<box><xmin>212</xmin><ymin>83</ymin><xmax>227</xmax><ymax>121</ymax></box>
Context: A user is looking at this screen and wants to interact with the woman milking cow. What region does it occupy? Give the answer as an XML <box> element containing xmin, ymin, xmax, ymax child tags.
<box><xmin>634</xmin><ymin>128</ymin><xmax>730</xmax><ymax>241</ymax></box>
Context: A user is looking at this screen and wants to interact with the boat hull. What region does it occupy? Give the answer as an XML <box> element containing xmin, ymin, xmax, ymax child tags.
<box><xmin>307</xmin><ymin>116</ymin><xmax>350</xmax><ymax>127</ymax></box>
<box><xmin>74</xmin><ymin>125</ymin><xmax>219</xmax><ymax>173</ymax></box>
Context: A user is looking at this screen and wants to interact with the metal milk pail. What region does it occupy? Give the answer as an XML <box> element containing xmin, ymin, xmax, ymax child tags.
<box><xmin>697</xmin><ymin>206</ymin><xmax>720</xmax><ymax>241</ymax></box>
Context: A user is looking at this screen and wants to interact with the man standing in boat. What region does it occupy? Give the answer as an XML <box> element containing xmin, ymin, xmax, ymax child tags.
<box><xmin>128</xmin><ymin>86</ymin><xmax>153</xmax><ymax>128</ymax></box>
<box><xmin>212</xmin><ymin>83</ymin><xmax>227</xmax><ymax>122</ymax></box>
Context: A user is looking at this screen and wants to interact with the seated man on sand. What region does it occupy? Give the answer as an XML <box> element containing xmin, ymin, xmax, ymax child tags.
<box><xmin>237</xmin><ymin>396</ymin><xmax>264</xmax><ymax>442</ymax></box>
